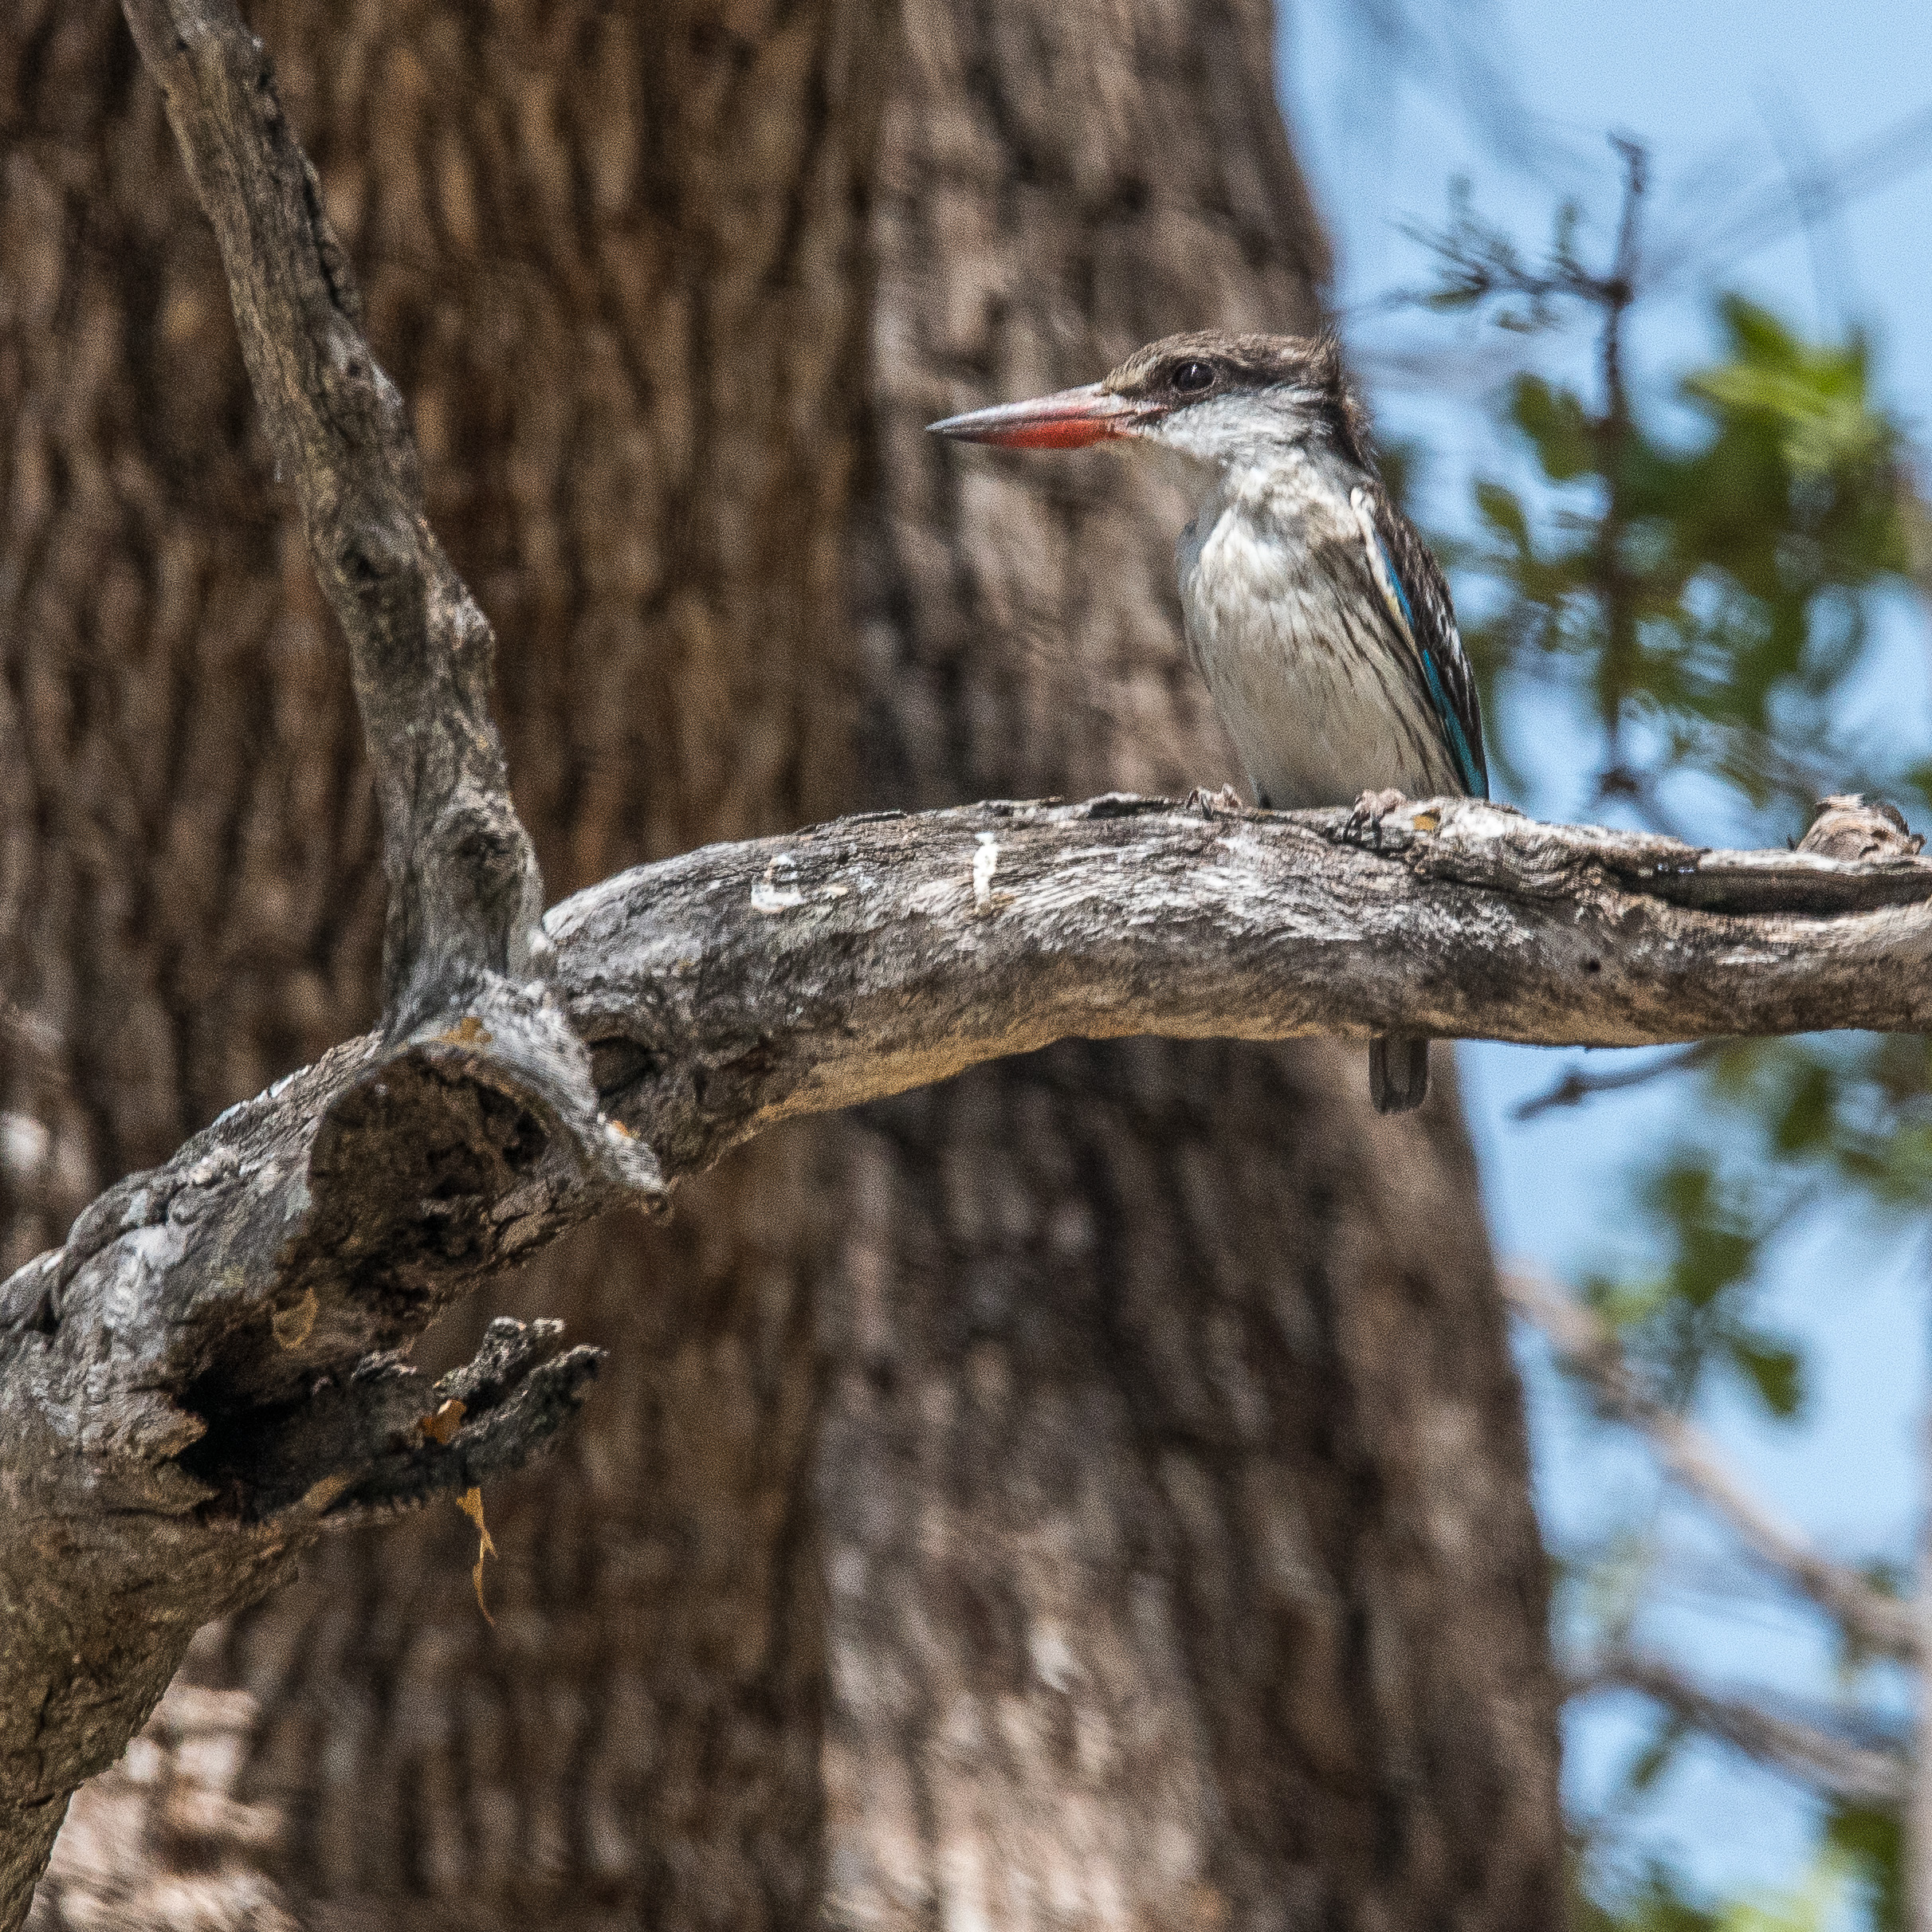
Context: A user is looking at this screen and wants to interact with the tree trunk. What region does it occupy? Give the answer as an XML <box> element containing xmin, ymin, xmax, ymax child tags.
<box><xmin>4</xmin><ymin>0</ymin><xmax>1561</xmax><ymax>1926</ymax></box>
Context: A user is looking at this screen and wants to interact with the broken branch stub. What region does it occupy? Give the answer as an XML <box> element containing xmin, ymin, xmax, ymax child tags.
<box><xmin>0</xmin><ymin>997</ymin><xmax>629</xmax><ymax>1927</ymax></box>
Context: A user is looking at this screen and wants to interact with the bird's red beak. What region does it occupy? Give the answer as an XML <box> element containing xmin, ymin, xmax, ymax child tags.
<box><xmin>928</xmin><ymin>382</ymin><xmax>1153</xmax><ymax>450</ymax></box>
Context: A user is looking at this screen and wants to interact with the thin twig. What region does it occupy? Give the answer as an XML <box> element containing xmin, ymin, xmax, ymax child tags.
<box><xmin>1592</xmin><ymin>137</ymin><xmax>1647</xmax><ymax>780</ymax></box>
<box><xmin>1576</xmin><ymin>1648</ymin><xmax>1907</xmax><ymax>1807</ymax></box>
<box><xmin>1502</xmin><ymin>1266</ymin><xmax>1919</xmax><ymax>1663</ymax></box>
<box><xmin>1511</xmin><ymin>1042</ymin><xmax>1722</xmax><ymax>1121</ymax></box>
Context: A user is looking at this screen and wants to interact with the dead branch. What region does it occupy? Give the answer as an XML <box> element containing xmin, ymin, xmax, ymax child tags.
<box><xmin>8</xmin><ymin>792</ymin><xmax>1929</xmax><ymax>1921</ymax></box>
<box><xmin>4</xmin><ymin>0</ymin><xmax>1932</xmax><ymax>1914</ymax></box>
<box><xmin>1</xmin><ymin>0</ymin><xmax>652</xmax><ymax>1916</ymax></box>
<box><xmin>1503</xmin><ymin>1267</ymin><xmax>1918</xmax><ymax>1663</ymax></box>
<box><xmin>555</xmin><ymin>791</ymin><xmax>1932</xmax><ymax>1174</ymax></box>
<box><xmin>1577</xmin><ymin>1649</ymin><xmax>1908</xmax><ymax>1808</ymax></box>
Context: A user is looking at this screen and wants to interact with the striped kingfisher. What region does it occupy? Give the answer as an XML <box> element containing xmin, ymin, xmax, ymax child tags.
<box><xmin>930</xmin><ymin>331</ymin><xmax>1489</xmax><ymax>1113</ymax></box>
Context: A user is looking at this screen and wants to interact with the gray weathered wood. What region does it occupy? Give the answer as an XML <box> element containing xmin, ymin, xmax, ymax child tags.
<box><xmin>4</xmin><ymin>0</ymin><xmax>1929</xmax><ymax>1915</ymax></box>
<box><xmin>556</xmin><ymin>791</ymin><xmax>1932</xmax><ymax>1173</ymax></box>
<box><xmin>6</xmin><ymin>774</ymin><xmax>1931</xmax><ymax>1922</ymax></box>
<box><xmin>118</xmin><ymin>0</ymin><xmax>542</xmax><ymax>1030</ymax></box>
<box><xmin>2</xmin><ymin>0</ymin><xmax>658</xmax><ymax>1918</ymax></box>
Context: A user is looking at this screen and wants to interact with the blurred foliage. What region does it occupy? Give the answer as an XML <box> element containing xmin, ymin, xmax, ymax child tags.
<box><xmin>1573</xmin><ymin>1859</ymin><xmax>1725</xmax><ymax>1932</ymax></box>
<box><xmin>1826</xmin><ymin>1804</ymin><xmax>1904</xmax><ymax>1932</ymax></box>
<box><xmin>1574</xmin><ymin>1852</ymin><xmax>1856</xmax><ymax>1932</ymax></box>
<box><xmin>1463</xmin><ymin>296</ymin><xmax>1913</xmax><ymax>823</ymax></box>
<box><xmin>1408</xmin><ymin>155</ymin><xmax>1930</xmax><ymax>1932</ymax></box>
<box><xmin>1578</xmin><ymin>1145</ymin><xmax>1805</xmax><ymax>1420</ymax></box>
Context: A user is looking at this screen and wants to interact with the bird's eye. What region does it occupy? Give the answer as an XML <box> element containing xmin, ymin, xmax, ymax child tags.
<box><xmin>1170</xmin><ymin>359</ymin><xmax>1216</xmax><ymax>395</ymax></box>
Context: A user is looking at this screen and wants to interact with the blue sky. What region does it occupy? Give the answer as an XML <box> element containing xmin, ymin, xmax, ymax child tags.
<box><xmin>1279</xmin><ymin>0</ymin><xmax>1932</xmax><ymax>1906</ymax></box>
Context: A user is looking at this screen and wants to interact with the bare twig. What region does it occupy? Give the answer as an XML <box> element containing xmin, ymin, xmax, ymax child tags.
<box><xmin>1502</xmin><ymin>1266</ymin><xmax>1918</xmax><ymax>1663</ymax></box>
<box><xmin>1576</xmin><ymin>1648</ymin><xmax>1907</xmax><ymax>1808</ymax></box>
<box><xmin>1653</xmin><ymin>100</ymin><xmax>1932</xmax><ymax>290</ymax></box>
<box><xmin>1510</xmin><ymin>1043</ymin><xmax>1721</xmax><ymax>1121</ymax></box>
<box><xmin>1592</xmin><ymin>137</ymin><xmax>1647</xmax><ymax>782</ymax></box>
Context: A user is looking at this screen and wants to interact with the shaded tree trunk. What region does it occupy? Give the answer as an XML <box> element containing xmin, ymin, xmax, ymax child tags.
<box><xmin>2</xmin><ymin>0</ymin><xmax>1561</xmax><ymax>1926</ymax></box>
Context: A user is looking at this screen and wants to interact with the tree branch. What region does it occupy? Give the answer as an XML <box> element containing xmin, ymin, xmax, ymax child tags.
<box><xmin>1502</xmin><ymin>1266</ymin><xmax>1918</xmax><ymax>1662</ymax></box>
<box><xmin>2</xmin><ymin>1</ymin><xmax>658</xmax><ymax>1918</ymax></box>
<box><xmin>1576</xmin><ymin>1648</ymin><xmax>1908</xmax><ymax>1808</ymax></box>
<box><xmin>118</xmin><ymin>0</ymin><xmax>539</xmax><ymax>1029</ymax></box>
<box><xmin>6</xmin><ymin>0</ymin><xmax>1931</xmax><ymax>1912</ymax></box>
<box><xmin>1510</xmin><ymin>1043</ymin><xmax>1721</xmax><ymax>1121</ymax></box>
<box><xmin>110</xmin><ymin>0</ymin><xmax>655</xmax><ymax>1192</ymax></box>
<box><xmin>6</xmin><ymin>799</ymin><xmax>1930</xmax><ymax>1917</ymax></box>
<box><xmin>553</xmin><ymin>791</ymin><xmax>1932</xmax><ymax>1174</ymax></box>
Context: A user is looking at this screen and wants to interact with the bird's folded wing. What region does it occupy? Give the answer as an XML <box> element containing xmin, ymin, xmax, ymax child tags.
<box><xmin>1349</xmin><ymin>485</ymin><xmax>1489</xmax><ymax>799</ymax></box>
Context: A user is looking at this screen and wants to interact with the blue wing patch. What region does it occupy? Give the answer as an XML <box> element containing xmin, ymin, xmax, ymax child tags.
<box><xmin>1373</xmin><ymin>531</ymin><xmax>1416</xmax><ymax>634</ymax></box>
<box><xmin>1369</xmin><ymin>525</ymin><xmax>1488</xmax><ymax>801</ymax></box>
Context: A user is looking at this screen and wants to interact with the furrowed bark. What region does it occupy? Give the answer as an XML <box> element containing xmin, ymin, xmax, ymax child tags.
<box><xmin>119</xmin><ymin>0</ymin><xmax>537</xmax><ymax>1028</ymax></box>
<box><xmin>113</xmin><ymin>0</ymin><xmax>655</xmax><ymax>1212</ymax></box>
<box><xmin>1</xmin><ymin>1</ymin><xmax>657</xmax><ymax>1919</ymax></box>
<box><xmin>8</xmin><ymin>0</ymin><xmax>1926</xmax><ymax>1920</ymax></box>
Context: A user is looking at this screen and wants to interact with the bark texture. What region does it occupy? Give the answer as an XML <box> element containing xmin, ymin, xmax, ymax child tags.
<box><xmin>814</xmin><ymin>10</ymin><xmax>1557</xmax><ymax>1921</ymax></box>
<box><xmin>8</xmin><ymin>0</ymin><xmax>871</xmax><ymax>1922</ymax></box>
<box><xmin>4</xmin><ymin>0</ymin><xmax>1566</xmax><ymax>1928</ymax></box>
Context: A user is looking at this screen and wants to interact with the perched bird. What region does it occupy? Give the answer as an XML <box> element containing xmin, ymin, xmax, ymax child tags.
<box><xmin>929</xmin><ymin>330</ymin><xmax>1488</xmax><ymax>1114</ymax></box>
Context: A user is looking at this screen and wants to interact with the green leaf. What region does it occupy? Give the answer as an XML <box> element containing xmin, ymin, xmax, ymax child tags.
<box><xmin>1727</xmin><ymin>1332</ymin><xmax>1804</xmax><ymax>1420</ymax></box>
<box><xmin>1770</xmin><ymin>1057</ymin><xmax>1837</xmax><ymax>1156</ymax></box>
<box><xmin>1626</xmin><ymin>1712</ymin><xmax>1688</xmax><ymax>1793</ymax></box>
<box><xmin>1512</xmin><ymin>375</ymin><xmax>1598</xmax><ymax>481</ymax></box>
<box><xmin>1824</xmin><ymin>1801</ymin><xmax>1903</xmax><ymax>1931</ymax></box>
<box><xmin>1475</xmin><ymin>478</ymin><xmax>1531</xmax><ymax>549</ymax></box>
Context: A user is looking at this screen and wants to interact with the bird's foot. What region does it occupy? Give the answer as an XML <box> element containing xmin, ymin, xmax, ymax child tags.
<box><xmin>1368</xmin><ymin>1035</ymin><xmax>1431</xmax><ymax>1113</ymax></box>
<box><xmin>1184</xmin><ymin>783</ymin><xmax>1247</xmax><ymax>818</ymax></box>
<box><xmin>1346</xmin><ymin>787</ymin><xmax>1411</xmax><ymax>853</ymax></box>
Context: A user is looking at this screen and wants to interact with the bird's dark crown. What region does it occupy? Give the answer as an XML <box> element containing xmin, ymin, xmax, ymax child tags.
<box><xmin>1100</xmin><ymin>330</ymin><xmax>1372</xmax><ymax>465</ymax></box>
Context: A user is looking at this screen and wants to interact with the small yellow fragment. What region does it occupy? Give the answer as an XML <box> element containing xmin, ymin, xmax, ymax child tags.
<box><xmin>300</xmin><ymin>1471</ymin><xmax>355</xmax><ymax>1515</ymax></box>
<box><xmin>1411</xmin><ymin>810</ymin><xmax>1441</xmax><ymax>833</ymax></box>
<box><xmin>418</xmin><ymin>1397</ymin><xmax>466</xmax><ymax>1446</ymax></box>
<box><xmin>438</xmin><ymin>1015</ymin><xmax>493</xmax><ymax>1046</ymax></box>
<box><xmin>458</xmin><ymin>1486</ymin><xmax>497</xmax><ymax>1626</ymax></box>
<box><xmin>271</xmin><ymin>1287</ymin><xmax>318</xmax><ymax>1350</ymax></box>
